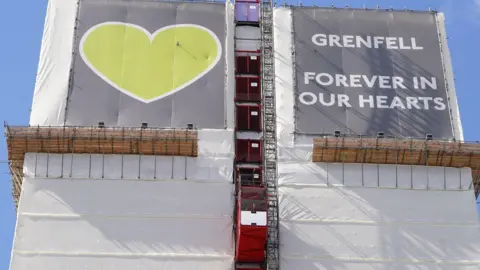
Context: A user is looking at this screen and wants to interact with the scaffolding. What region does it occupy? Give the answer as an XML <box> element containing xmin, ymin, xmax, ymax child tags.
<box><xmin>312</xmin><ymin>136</ymin><xmax>480</xmax><ymax>197</ymax></box>
<box><xmin>5</xmin><ymin>124</ymin><xmax>198</xmax><ymax>208</ymax></box>
<box><xmin>260</xmin><ymin>0</ymin><xmax>279</xmax><ymax>269</ymax></box>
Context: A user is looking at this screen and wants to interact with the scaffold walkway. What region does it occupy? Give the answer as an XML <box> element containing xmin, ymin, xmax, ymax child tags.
<box><xmin>312</xmin><ymin>136</ymin><xmax>480</xmax><ymax>197</ymax></box>
<box><xmin>4</xmin><ymin>124</ymin><xmax>198</xmax><ymax>207</ymax></box>
<box><xmin>260</xmin><ymin>0</ymin><xmax>279</xmax><ymax>269</ymax></box>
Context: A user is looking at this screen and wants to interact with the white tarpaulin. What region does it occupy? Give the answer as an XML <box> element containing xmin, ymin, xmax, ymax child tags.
<box><xmin>29</xmin><ymin>0</ymin><xmax>77</xmax><ymax>126</ymax></box>
<box><xmin>12</xmin><ymin>129</ymin><xmax>235</xmax><ymax>269</ymax></box>
<box><xmin>278</xmin><ymin>162</ymin><xmax>473</xmax><ymax>190</ymax></box>
<box><xmin>13</xmin><ymin>153</ymin><xmax>235</xmax><ymax>270</ymax></box>
<box><xmin>277</xmin><ymin>163</ymin><xmax>480</xmax><ymax>269</ymax></box>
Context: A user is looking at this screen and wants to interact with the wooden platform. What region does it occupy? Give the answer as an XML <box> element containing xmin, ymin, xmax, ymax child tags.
<box><xmin>312</xmin><ymin>136</ymin><xmax>480</xmax><ymax>197</ymax></box>
<box><xmin>5</xmin><ymin>125</ymin><xmax>198</xmax><ymax>207</ymax></box>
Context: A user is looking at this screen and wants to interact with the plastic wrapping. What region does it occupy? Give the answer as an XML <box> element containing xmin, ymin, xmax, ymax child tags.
<box><xmin>273</xmin><ymin>8</ymin><xmax>295</xmax><ymax>148</ymax></box>
<box><xmin>278</xmin><ymin>162</ymin><xmax>473</xmax><ymax>190</ymax></box>
<box><xmin>13</xmin><ymin>152</ymin><xmax>235</xmax><ymax>270</ymax></box>
<box><xmin>14</xmin><ymin>132</ymin><xmax>235</xmax><ymax>269</ymax></box>
<box><xmin>29</xmin><ymin>0</ymin><xmax>77</xmax><ymax>126</ymax></box>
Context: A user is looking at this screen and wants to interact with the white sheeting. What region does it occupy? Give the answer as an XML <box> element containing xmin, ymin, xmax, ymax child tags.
<box><xmin>273</xmin><ymin>8</ymin><xmax>295</xmax><ymax>147</ymax></box>
<box><xmin>281</xmin><ymin>259</ymin><xmax>480</xmax><ymax>270</ymax></box>
<box><xmin>225</xmin><ymin>2</ymin><xmax>235</xmax><ymax>129</ymax></box>
<box><xmin>279</xmin><ymin>162</ymin><xmax>473</xmax><ymax>190</ymax></box>
<box><xmin>198</xmin><ymin>129</ymin><xmax>234</xmax><ymax>158</ymax></box>
<box><xmin>20</xmin><ymin>177</ymin><xmax>233</xmax><ymax>218</ymax></box>
<box><xmin>280</xmin><ymin>220</ymin><xmax>480</xmax><ymax>261</ymax></box>
<box><xmin>30</xmin><ymin>0</ymin><xmax>77</xmax><ymax>126</ymax></box>
<box><xmin>15</xmin><ymin>214</ymin><xmax>232</xmax><ymax>255</ymax></box>
<box><xmin>13</xmin><ymin>131</ymin><xmax>235</xmax><ymax>269</ymax></box>
<box><xmin>437</xmin><ymin>13</ymin><xmax>464</xmax><ymax>141</ymax></box>
<box><xmin>278</xmin><ymin>164</ymin><xmax>480</xmax><ymax>267</ymax></box>
<box><xmin>24</xmin><ymin>153</ymin><xmax>233</xmax><ymax>183</ymax></box>
<box><xmin>278</xmin><ymin>144</ymin><xmax>313</xmax><ymax>162</ymax></box>
<box><xmin>280</xmin><ymin>186</ymin><xmax>479</xmax><ymax>223</ymax></box>
<box><xmin>11</xmin><ymin>255</ymin><xmax>233</xmax><ymax>270</ymax></box>
<box><xmin>13</xmin><ymin>152</ymin><xmax>234</xmax><ymax>270</ymax></box>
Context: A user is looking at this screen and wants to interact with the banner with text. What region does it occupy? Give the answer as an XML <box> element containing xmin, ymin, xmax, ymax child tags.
<box><xmin>293</xmin><ymin>8</ymin><xmax>454</xmax><ymax>138</ymax></box>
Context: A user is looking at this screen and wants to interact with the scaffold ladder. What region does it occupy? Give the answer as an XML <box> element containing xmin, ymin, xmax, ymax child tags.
<box><xmin>260</xmin><ymin>1</ymin><xmax>279</xmax><ymax>269</ymax></box>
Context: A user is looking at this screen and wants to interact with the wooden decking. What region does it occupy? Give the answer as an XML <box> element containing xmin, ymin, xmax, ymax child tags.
<box><xmin>5</xmin><ymin>125</ymin><xmax>198</xmax><ymax>207</ymax></box>
<box><xmin>313</xmin><ymin>136</ymin><xmax>480</xmax><ymax>196</ymax></box>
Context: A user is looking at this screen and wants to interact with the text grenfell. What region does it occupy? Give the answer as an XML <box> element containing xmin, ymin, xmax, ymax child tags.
<box><xmin>311</xmin><ymin>34</ymin><xmax>423</xmax><ymax>50</ymax></box>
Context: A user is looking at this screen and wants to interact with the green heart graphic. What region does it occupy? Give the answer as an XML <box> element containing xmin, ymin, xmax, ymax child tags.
<box><xmin>80</xmin><ymin>23</ymin><xmax>222</xmax><ymax>103</ymax></box>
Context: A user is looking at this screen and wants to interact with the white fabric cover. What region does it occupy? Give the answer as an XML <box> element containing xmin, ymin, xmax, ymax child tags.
<box><xmin>15</xmin><ymin>213</ymin><xmax>232</xmax><ymax>255</ymax></box>
<box><xmin>437</xmin><ymin>13</ymin><xmax>464</xmax><ymax>140</ymax></box>
<box><xmin>281</xmin><ymin>220</ymin><xmax>480</xmax><ymax>261</ymax></box>
<box><xmin>273</xmin><ymin>8</ymin><xmax>295</xmax><ymax>148</ymax></box>
<box><xmin>278</xmin><ymin>165</ymin><xmax>480</xmax><ymax>268</ymax></box>
<box><xmin>30</xmin><ymin>0</ymin><xmax>77</xmax><ymax>126</ymax></box>
<box><xmin>280</xmin><ymin>186</ymin><xmax>479</xmax><ymax>224</ymax></box>
<box><xmin>13</xmin><ymin>133</ymin><xmax>235</xmax><ymax>269</ymax></box>
<box><xmin>11</xmin><ymin>255</ymin><xmax>232</xmax><ymax>270</ymax></box>
<box><xmin>13</xmin><ymin>153</ymin><xmax>234</xmax><ymax>270</ymax></box>
<box><xmin>24</xmin><ymin>153</ymin><xmax>233</xmax><ymax>183</ymax></box>
<box><xmin>225</xmin><ymin>2</ymin><xmax>235</xmax><ymax>129</ymax></box>
<box><xmin>281</xmin><ymin>259</ymin><xmax>480</xmax><ymax>270</ymax></box>
<box><xmin>279</xmin><ymin>162</ymin><xmax>473</xmax><ymax>190</ymax></box>
<box><xmin>20</xmin><ymin>178</ymin><xmax>233</xmax><ymax>218</ymax></box>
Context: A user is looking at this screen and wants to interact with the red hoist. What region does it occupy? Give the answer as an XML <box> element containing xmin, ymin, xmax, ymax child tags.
<box><xmin>234</xmin><ymin>0</ymin><xmax>267</xmax><ymax>269</ymax></box>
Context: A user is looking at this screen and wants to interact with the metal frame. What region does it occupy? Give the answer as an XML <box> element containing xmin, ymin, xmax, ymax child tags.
<box><xmin>260</xmin><ymin>0</ymin><xmax>279</xmax><ymax>269</ymax></box>
<box><xmin>4</xmin><ymin>124</ymin><xmax>199</xmax><ymax>208</ymax></box>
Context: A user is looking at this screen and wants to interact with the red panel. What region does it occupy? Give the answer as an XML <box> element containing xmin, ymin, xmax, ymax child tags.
<box><xmin>236</xmin><ymin>105</ymin><xmax>250</xmax><ymax>130</ymax></box>
<box><xmin>236</xmin><ymin>56</ymin><xmax>248</xmax><ymax>74</ymax></box>
<box><xmin>236</xmin><ymin>105</ymin><xmax>262</xmax><ymax>132</ymax></box>
<box><xmin>241</xmin><ymin>186</ymin><xmax>266</xmax><ymax>201</ymax></box>
<box><xmin>236</xmin><ymin>76</ymin><xmax>261</xmax><ymax>102</ymax></box>
<box><xmin>236</xmin><ymin>140</ymin><xmax>262</xmax><ymax>163</ymax></box>
<box><xmin>249</xmin><ymin>106</ymin><xmax>261</xmax><ymax>131</ymax></box>
<box><xmin>249</xmin><ymin>77</ymin><xmax>261</xmax><ymax>101</ymax></box>
<box><xmin>236</xmin><ymin>77</ymin><xmax>249</xmax><ymax>99</ymax></box>
<box><xmin>249</xmin><ymin>56</ymin><xmax>261</xmax><ymax>75</ymax></box>
<box><xmin>249</xmin><ymin>140</ymin><xmax>262</xmax><ymax>163</ymax></box>
<box><xmin>236</xmin><ymin>224</ymin><xmax>267</xmax><ymax>263</ymax></box>
<box><xmin>236</xmin><ymin>139</ymin><xmax>249</xmax><ymax>162</ymax></box>
<box><xmin>236</xmin><ymin>56</ymin><xmax>261</xmax><ymax>75</ymax></box>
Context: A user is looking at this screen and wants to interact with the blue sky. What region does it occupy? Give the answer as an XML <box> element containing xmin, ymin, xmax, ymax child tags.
<box><xmin>0</xmin><ymin>0</ymin><xmax>479</xmax><ymax>268</ymax></box>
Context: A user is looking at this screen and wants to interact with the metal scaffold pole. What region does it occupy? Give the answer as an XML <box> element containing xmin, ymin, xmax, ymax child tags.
<box><xmin>260</xmin><ymin>0</ymin><xmax>279</xmax><ymax>269</ymax></box>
